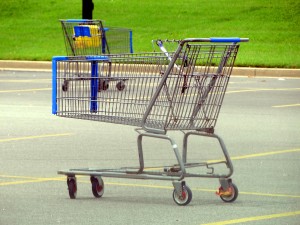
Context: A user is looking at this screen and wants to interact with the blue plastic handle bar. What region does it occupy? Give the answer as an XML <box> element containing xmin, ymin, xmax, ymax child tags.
<box><xmin>52</xmin><ymin>56</ymin><xmax>109</xmax><ymax>61</ymax></box>
<box><xmin>52</xmin><ymin>56</ymin><xmax>68</xmax><ymax>61</ymax></box>
<box><xmin>210</xmin><ymin>37</ymin><xmax>240</xmax><ymax>42</ymax></box>
<box><xmin>86</xmin><ymin>55</ymin><xmax>110</xmax><ymax>61</ymax></box>
<box><xmin>183</xmin><ymin>38</ymin><xmax>249</xmax><ymax>43</ymax></box>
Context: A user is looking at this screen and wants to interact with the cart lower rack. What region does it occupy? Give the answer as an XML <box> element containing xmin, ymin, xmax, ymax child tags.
<box><xmin>52</xmin><ymin>38</ymin><xmax>248</xmax><ymax>206</ymax></box>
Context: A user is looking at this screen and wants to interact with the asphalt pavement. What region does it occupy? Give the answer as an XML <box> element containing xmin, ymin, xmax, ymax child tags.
<box><xmin>0</xmin><ymin>70</ymin><xmax>299</xmax><ymax>225</ymax></box>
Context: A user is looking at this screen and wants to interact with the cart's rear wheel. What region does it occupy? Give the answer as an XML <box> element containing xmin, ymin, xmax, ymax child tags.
<box><xmin>91</xmin><ymin>176</ymin><xmax>104</xmax><ymax>198</ymax></box>
<box><xmin>172</xmin><ymin>185</ymin><xmax>192</xmax><ymax>206</ymax></box>
<box><xmin>116</xmin><ymin>81</ymin><xmax>125</xmax><ymax>91</ymax></box>
<box><xmin>98</xmin><ymin>80</ymin><xmax>109</xmax><ymax>91</ymax></box>
<box><xmin>67</xmin><ymin>177</ymin><xmax>77</xmax><ymax>199</ymax></box>
<box><xmin>62</xmin><ymin>80</ymin><xmax>69</xmax><ymax>92</ymax></box>
<box><xmin>219</xmin><ymin>183</ymin><xmax>238</xmax><ymax>203</ymax></box>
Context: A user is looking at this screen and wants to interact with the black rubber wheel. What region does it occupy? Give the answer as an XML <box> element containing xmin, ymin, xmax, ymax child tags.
<box><xmin>172</xmin><ymin>185</ymin><xmax>192</xmax><ymax>206</ymax></box>
<box><xmin>98</xmin><ymin>80</ymin><xmax>109</xmax><ymax>91</ymax></box>
<box><xmin>67</xmin><ymin>178</ymin><xmax>77</xmax><ymax>199</ymax></box>
<box><xmin>219</xmin><ymin>183</ymin><xmax>238</xmax><ymax>203</ymax></box>
<box><xmin>62</xmin><ymin>80</ymin><xmax>68</xmax><ymax>92</ymax></box>
<box><xmin>116</xmin><ymin>81</ymin><xmax>125</xmax><ymax>91</ymax></box>
<box><xmin>91</xmin><ymin>176</ymin><xmax>104</xmax><ymax>198</ymax></box>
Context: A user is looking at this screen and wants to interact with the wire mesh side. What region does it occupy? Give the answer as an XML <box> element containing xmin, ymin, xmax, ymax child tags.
<box><xmin>143</xmin><ymin>43</ymin><xmax>240</xmax><ymax>131</ymax></box>
<box><xmin>54</xmin><ymin>53</ymin><xmax>170</xmax><ymax>126</ymax></box>
<box><xmin>103</xmin><ymin>27</ymin><xmax>133</xmax><ymax>54</ymax></box>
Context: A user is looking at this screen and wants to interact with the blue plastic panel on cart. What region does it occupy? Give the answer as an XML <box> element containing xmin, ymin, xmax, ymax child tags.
<box><xmin>74</xmin><ymin>26</ymin><xmax>91</xmax><ymax>37</ymax></box>
<box><xmin>129</xmin><ymin>30</ymin><xmax>133</xmax><ymax>53</ymax></box>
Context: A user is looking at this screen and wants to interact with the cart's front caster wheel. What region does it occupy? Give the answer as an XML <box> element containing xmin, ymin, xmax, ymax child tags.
<box><xmin>172</xmin><ymin>185</ymin><xmax>192</xmax><ymax>206</ymax></box>
<box><xmin>98</xmin><ymin>80</ymin><xmax>109</xmax><ymax>91</ymax></box>
<box><xmin>91</xmin><ymin>176</ymin><xmax>104</xmax><ymax>198</ymax></box>
<box><xmin>116</xmin><ymin>81</ymin><xmax>125</xmax><ymax>91</ymax></box>
<box><xmin>67</xmin><ymin>177</ymin><xmax>77</xmax><ymax>199</ymax></box>
<box><xmin>218</xmin><ymin>183</ymin><xmax>238</xmax><ymax>203</ymax></box>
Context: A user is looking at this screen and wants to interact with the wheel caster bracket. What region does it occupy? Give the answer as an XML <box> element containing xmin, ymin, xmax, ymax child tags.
<box><xmin>216</xmin><ymin>178</ymin><xmax>238</xmax><ymax>202</ymax></box>
<box><xmin>172</xmin><ymin>181</ymin><xmax>192</xmax><ymax>206</ymax></box>
<box><xmin>172</xmin><ymin>181</ymin><xmax>185</xmax><ymax>196</ymax></box>
<box><xmin>219</xmin><ymin>178</ymin><xmax>232</xmax><ymax>191</ymax></box>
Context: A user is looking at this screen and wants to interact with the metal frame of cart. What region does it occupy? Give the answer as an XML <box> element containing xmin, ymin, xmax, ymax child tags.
<box><xmin>52</xmin><ymin>37</ymin><xmax>249</xmax><ymax>206</ymax></box>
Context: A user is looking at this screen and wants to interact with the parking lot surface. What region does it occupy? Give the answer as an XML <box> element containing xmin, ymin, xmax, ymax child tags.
<box><xmin>0</xmin><ymin>70</ymin><xmax>299</xmax><ymax>225</ymax></box>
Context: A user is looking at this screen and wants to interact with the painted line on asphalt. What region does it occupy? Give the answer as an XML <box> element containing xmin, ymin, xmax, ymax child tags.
<box><xmin>238</xmin><ymin>191</ymin><xmax>300</xmax><ymax>199</ymax></box>
<box><xmin>230</xmin><ymin>148</ymin><xmax>300</xmax><ymax>160</ymax></box>
<box><xmin>0</xmin><ymin>79</ymin><xmax>51</xmax><ymax>83</ymax></box>
<box><xmin>0</xmin><ymin>175</ymin><xmax>85</xmax><ymax>186</ymax></box>
<box><xmin>0</xmin><ymin>175</ymin><xmax>65</xmax><ymax>186</ymax></box>
<box><xmin>0</xmin><ymin>175</ymin><xmax>51</xmax><ymax>179</ymax></box>
<box><xmin>200</xmin><ymin>210</ymin><xmax>300</xmax><ymax>225</ymax></box>
<box><xmin>0</xmin><ymin>88</ymin><xmax>51</xmax><ymax>93</ymax></box>
<box><xmin>0</xmin><ymin>133</ymin><xmax>73</xmax><ymax>143</ymax></box>
<box><xmin>0</xmin><ymin>177</ymin><xmax>65</xmax><ymax>186</ymax></box>
<box><xmin>272</xmin><ymin>103</ymin><xmax>300</xmax><ymax>108</ymax></box>
<box><xmin>226</xmin><ymin>87</ymin><xmax>300</xmax><ymax>94</ymax></box>
<box><xmin>206</xmin><ymin>148</ymin><xmax>300</xmax><ymax>164</ymax></box>
<box><xmin>105</xmin><ymin>181</ymin><xmax>173</xmax><ymax>190</ymax></box>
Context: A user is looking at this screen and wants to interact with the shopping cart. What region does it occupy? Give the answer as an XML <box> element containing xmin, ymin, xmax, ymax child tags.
<box><xmin>60</xmin><ymin>19</ymin><xmax>133</xmax><ymax>56</ymax></box>
<box><xmin>59</xmin><ymin>19</ymin><xmax>133</xmax><ymax>91</ymax></box>
<box><xmin>52</xmin><ymin>37</ymin><xmax>248</xmax><ymax>206</ymax></box>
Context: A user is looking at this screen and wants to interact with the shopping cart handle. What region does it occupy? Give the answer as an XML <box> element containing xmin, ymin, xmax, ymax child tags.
<box><xmin>183</xmin><ymin>38</ymin><xmax>249</xmax><ymax>43</ymax></box>
<box><xmin>210</xmin><ymin>37</ymin><xmax>249</xmax><ymax>43</ymax></box>
<box><xmin>52</xmin><ymin>55</ymin><xmax>110</xmax><ymax>61</ymax></box>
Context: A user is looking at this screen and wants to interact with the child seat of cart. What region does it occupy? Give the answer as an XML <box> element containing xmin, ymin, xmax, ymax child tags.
<box><xmin>73</xmin><ymin>25</ymin><xmax>101</xmax><ymax>48</ymax></box>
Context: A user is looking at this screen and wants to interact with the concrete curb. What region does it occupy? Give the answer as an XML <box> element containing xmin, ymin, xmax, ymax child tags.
<box><xmin>232</xmin><ymin>67</ymin><xmax>300</xmax><ymax>78</ymax></box>
<box><xmin>1</xmin><ymin>60</ymin><xmax>300</xmax><ymax>78</ymax></box>
<box><xmin>0</xmin><ymin>60</ymin><xmax>51</xmax><ymax>72</ymax></box>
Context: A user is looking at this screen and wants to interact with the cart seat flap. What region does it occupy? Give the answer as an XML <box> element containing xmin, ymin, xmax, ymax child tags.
<box><xmin>74</xmin><ymin>26</ymin><xmax>91</xmax><ymax>37</ymax></box>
